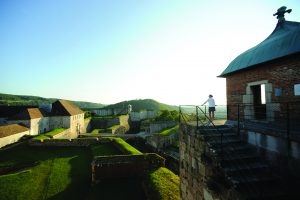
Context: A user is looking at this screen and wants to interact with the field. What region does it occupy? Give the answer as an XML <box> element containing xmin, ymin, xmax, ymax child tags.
<box><xmin>0</xmin><ymin>140</ymin><xmax>179</xmax><ymax>200</ymax></box>
<box><xmin>0</xmin><ymin>144</ymin><xmax>120</xmax><ymax>200</ymax></box>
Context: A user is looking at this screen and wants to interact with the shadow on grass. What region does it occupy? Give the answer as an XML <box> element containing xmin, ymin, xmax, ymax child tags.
<box><xmin>87</xmin><ymin>178</ymin><xmax>146</xmax><ymax>200</ymax></box>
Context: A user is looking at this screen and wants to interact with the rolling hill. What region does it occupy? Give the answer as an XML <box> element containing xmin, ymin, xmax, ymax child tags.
<box><xmin>0</xmin><ymin>93</ymin><xmax>105</xmax><ymax>109</ymax></box>
<box><xmin>103</xmin><ymin>99</ymin><xmax>178</xmax><ymax>112</ymax></box>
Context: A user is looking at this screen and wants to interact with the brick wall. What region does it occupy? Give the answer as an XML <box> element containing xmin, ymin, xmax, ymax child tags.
<box><xmin>225</xmin><ymin>53</ymin><xmax>300</xmax><ymax>120</ymax></box>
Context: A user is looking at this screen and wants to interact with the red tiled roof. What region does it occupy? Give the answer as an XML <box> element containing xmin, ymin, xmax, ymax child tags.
<box><xmin>10</xmin><ymin>108</ymin><xmax>46</xmax><ymax>120</ymax></box>
<box><xmin>51</xmin><ymin>100</ymin><xmax>83</xmax><ymax>116</ymax></box>
<box><xmin>0</xmin><ymin>124</ymin><xmax>29</xmax><ymax>138</ymax></box>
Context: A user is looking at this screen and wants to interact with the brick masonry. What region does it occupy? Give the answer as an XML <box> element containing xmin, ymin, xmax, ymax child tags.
<box><xmin>224</xmin><ymin>53</ymin><xmax>300</xmax><ymax>120</ymax></box>
<box><xmin>226</xmin><ymin>53</ymin><xmax>300</xmax><ymax>104</ymax></box>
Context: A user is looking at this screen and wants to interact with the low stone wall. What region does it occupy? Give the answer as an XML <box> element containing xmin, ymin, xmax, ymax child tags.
<box><xmin>91</xmin><ymin>153</ymin><xmax>165</xmax><ymax>182</ymax></box>
<box><xmin>146</xmin><ymin>130</ymin><xmax>179</xmax><ymax>149</ymax></box>
<box><xmin>91</xmin><ymin>117</ymin><xmax>119</xmax><ymax>129</ymax></box>
<box><xmin>28</xmin><ymin>138</ymin><xmax>107</xmax><ymax>147</ymax></box>
<box><xmin>91</xmin><ymin>115</ymin><xmax>130</xmax><ymax>133</ymax></box>
<box><xmin>130</xmin><ymin>110</ymin><xmax>157</xmax><ymax>122</ymax></box>
<box><xmin>149</xmin><ymin>121</ymin><xmax>177</xmax><ymax>134</ymax></box>
<box><xmin>92</xmin><ymin>108</ymin><xmax>127</xmax><ymax>116</ymax></box>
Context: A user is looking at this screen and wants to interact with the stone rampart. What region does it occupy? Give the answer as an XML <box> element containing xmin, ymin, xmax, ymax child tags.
<box><xmin>91</xmin><ymin>153</ymin><xmax>165</xmax><ymax>181</ymax></box>
<box><xmin>149</xmin><ymin>121</ymin><xmax>177</xmax><ymax>134</ymax></box>
<box><xmin>28</xmin><ymin>138</ymin><xmax>107</xmax><ymax>147</ymax></box>
<box><xmin>180</xmin><ymin>124</ymin><xmax>211</xmax><ymax>200</ymax></box>
<box><xmin>146</xmin><ymin>129</ymin><xmax>179</xmax><ymax>149</ymax></box>
<box><xmin>130</xmin><ymin>110</ymin><xmax>157</xmax><ymax>122</ymax></box>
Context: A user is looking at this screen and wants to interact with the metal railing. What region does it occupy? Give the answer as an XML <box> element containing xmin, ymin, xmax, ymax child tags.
<box><xmin>227</xmin><ymin>102</ymin><xmax>300</xmax><ymax>141</ymax></box>
<box><xmin>179</xmin><ymin>105</ymin><xmax>228</xmax><ymax>150</ymax></box>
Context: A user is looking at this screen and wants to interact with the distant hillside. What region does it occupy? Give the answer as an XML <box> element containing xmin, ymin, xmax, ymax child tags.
<box><xmin>0</xmin><ymin>93</ymin><xmax>104</xmax><ymax>109</ymax></box>
<box><xmin>103</xmin><ymin>99</ymin><xmax>178</xmax><ymax>112</ymax></box>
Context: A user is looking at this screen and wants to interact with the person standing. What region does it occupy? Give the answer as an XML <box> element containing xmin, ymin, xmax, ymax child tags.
<box><xmin>202</xmin><ymin>94</ymin><xmax>215</xmax><ymax>121</ymax></box>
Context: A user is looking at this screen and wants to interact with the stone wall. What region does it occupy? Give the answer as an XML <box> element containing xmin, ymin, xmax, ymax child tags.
<box><xmin>149</xmin><ymin>121</ymin><xmax>177</xmax><ymax>134</ymax></box>
<box><xmin>0</xmin><ymin>130</ymin><xmax>30</xmax><ymax>148</ymax></box>
<box><xmin>91</xmin><ymin>153</ymin><xmax>165</xmax><ymax>181</ymax></box>
<box><xmin>129</xmin><ymin>110</ymin><xmax>157</xmax><ymax>122</ymax></box>
<box><xmin>180</xmin><ymin>124</ymin><xmax>210</xmax><ymax>200</ymax></box>
<box><xmin>91</xmin><ymin>117</ymin><xmax>119</xmax><ymax>129</ymax></box>
<box><xmin>91</xmin><ymin>115</ymin><xmax>129</xmax><ymax>132</ymax></box>
<box><xmin>84</xmin><ymin>119</ymin><xmax>92</xmax><ymax>133</ymax></box>
<box><xmin>146</xmin><ymin>129</ymin><xmax>179</xmax><ymax>149</ymax></box>
<box><xmin>92</xmin><ymin>108</ymin><xmax>127</xmax><ymax>116</ymax></box>
<box><xmin>50</xmin><ymin>116</ymin><xmax>70</xmax><ymax>130</ymax></box>
<box><xmin>28</xmin><ymin>138</ymin><xmax>103</xmax><ymax>147</ymax></box>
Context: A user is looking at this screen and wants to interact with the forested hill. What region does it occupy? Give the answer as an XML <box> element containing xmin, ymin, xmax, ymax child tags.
<box><xmin>103</xmin><ymin>99</ymin><xmax>178</xmax><ymax>112</ymax></box>
<box><xmin>0</xmin><ymin>93</ymin><xmax>104</xmax><ymax>109</ymax></box>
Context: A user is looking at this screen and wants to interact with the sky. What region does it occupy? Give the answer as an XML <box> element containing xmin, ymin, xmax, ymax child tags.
<box><xmin>1</xmin><ymin>0</ymin><xmax>300</xmax><ymax>106</ymax></box>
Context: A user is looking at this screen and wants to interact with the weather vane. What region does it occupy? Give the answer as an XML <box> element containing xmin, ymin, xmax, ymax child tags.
<box><xmin>273</xmin><ymin>6</ymin><xmax>292</xmax><ymax>23</ymax></box>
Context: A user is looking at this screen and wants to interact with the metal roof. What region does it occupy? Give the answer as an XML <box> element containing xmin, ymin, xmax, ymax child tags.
<box><xmin>219</xmin><ymin>20</ymin><xmax>300</xmax><ymax>77</ymax></box>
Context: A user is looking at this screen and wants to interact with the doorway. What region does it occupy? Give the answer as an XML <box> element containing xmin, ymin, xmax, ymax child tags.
<box><xmin>251</xmin><ymin>84</ymin><xmax>266</xmax><ymax>120</ymax></box>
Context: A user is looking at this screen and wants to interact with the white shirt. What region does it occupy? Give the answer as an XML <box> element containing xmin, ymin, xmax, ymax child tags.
<box><xmin>207</xmin><ymin>97</ymin><xmax>215</xmax><ymax>107</ymax></box>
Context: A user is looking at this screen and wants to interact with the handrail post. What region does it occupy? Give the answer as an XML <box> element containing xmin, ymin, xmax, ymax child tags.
<box><xmin>196</xmin><ymin>106</ymin><xmax>199</xmax><ymax>129</ymax></box>
<box><xmin>286</xmin><ymin>103</ymin><xmax>290</xmax><ymax>156</ymax></box>
<box><xmin>237</xmin><ymin>104</ymin><xmax>240</xmax><ymax>136</ymax></box>
<box><xmin>179</xmin><ymin>106</ymin><xmax>181</xmax><ymax>124</ymax></box>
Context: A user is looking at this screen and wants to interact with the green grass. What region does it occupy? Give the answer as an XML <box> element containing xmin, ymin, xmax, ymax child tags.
<box><xmin>90</xmin><ymin>143</ymin><xmax>121</xmax><ymax>156</ymax></box>
<box><xmin>0</xmin><ymin>144</ymin><xmax>92</xmax><ymax>200</ymax></box>
<box><xmin>93</xmin><ymin>114</ymin><xmax>127</xmax><ymax>119</ymax></box>
<box><xmin>112</xmin><ymin>138</ymin><xmax>143</xmax><ymax>155</ymax></box>
<box><xmin>0</xmin><ymin>140</ymin><xmax>178</xmax><ymax>200</ymax></box>
<box><xmin>45</xmin><ymin>128</ymin><xmax>66</xmax><ymax>137</ymax></box>
<box><xmin>145</xmin><ymin>167</ymin><xmax>180</xmax><ymax>200</ymax></box>
<box><xmin>91</xmin><ymin>129</ymin><xmax>100</xmax><ymax>134</ymax></box>
<box><xmin>158</xmin><ymin>125</ymin><xmax>179</xmax><ymax>136</ymax></box>
<box><xmin>32</xmin><ymin>135</ymin><xmax>51</xmax><ymax>141</ymax></box>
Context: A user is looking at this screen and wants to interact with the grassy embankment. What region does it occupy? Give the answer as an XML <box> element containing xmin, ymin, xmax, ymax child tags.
<box><xmin>0</xmin><ymin>137</ymin><xmax>179</xmax><ymax>200</ymax></box>
<box><xmin>32</xmin><ymin>128</ymin><xmax>66</xmax><ymax>141</ymax></box>
<box><xmin>158</xmin><ymin>125</ymin><xmax>179</xmax><ymax>136</ymax></box>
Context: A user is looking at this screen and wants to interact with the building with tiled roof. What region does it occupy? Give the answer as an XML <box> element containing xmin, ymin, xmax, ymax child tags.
<box><xmin>0</xmin><ymin>124</ymin><xmax>29</xmax><ymax>148</ymax></box>
<box><xmin>0</xmin><ymin>99</ymin><xmax>85</xmax><ymax>148</ymax></box>
<box><xmin>50</xmin><ymin>100</ymin><xmax>84</xmax><ymax>137</ymax></box>
<box><xmin>51</xmin><ymin>99</ymin><xmax>84</xmax><ymax>116</ymax></box>
<box><xmin>219</xmin><ymin>7</ymin><xmax>300</xmax><ymax>122</ymax></box>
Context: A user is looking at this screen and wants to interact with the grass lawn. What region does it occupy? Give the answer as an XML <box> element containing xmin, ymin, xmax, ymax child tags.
<box><xmin>0</xmin><ymin>143</ymin><xmax>121</xmax><ymax>200</ymax></box>
<box><xmin>158</xmin><ymin>125</ymin><xmax>179</xmax><ymax>136</ymax></box>
<box><xmin>0</xmin><ymin>139</ymin><xmax>179</xmax><ymax>200</ymax></box>
<box><xmin>45</xmin><ymin>128</ymin><xmax>66</xmax><ymax>137</ymax></box>
<box><xmin>32</xmin><ymin>135</ymin><xmax>51</xmax><ymax>141</ymax></box>
<box><xmin>87</xmin><ymin>178</ymin><xmax>146</xmax><ymax>200</ymax></box>
<box><xmin>90</xmin><ymin>143</ymin><xmax>121</xmax><ymax>156</ymax></box>
<box><xmin>145</xmin><ymin>167</ymin><xmax>180</xmax><ymax>200</ymax></box>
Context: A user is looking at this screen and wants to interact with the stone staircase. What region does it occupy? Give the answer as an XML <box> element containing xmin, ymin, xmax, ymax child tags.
<box><xmin>198</xmin><ymin>125</ymin><xmax>300</xmax><ymax>200</ymax></box>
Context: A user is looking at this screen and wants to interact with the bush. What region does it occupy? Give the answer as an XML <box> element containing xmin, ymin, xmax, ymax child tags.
<box><xmin>145</xmin><ymin>167</ymin><xmax>180</xmax><ymax>200</ymax></box>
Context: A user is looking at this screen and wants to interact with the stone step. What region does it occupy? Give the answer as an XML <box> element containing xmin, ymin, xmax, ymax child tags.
<box><xmin>197</xmin><ymin>126</ymin><xmax>234</xmax><ymax>133</ymax></box>
<box><xmin>223</xmin><ymin>161</ymin><xmax>270</xmax><ymax>173</ymax></box>
<box><xmin>207</xmin><ymin>137</ymin><xmax>242</xmax><ymax>147</ymax></box>
<box><xmin>236</xmin><ymin>179</ymin><xmax>287</xmax><ymax>200</ymax></box>
<box><xmin>213</xmin><ymin>143</ymin><xmax>257</xmax><ymax>155</ymax></box>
